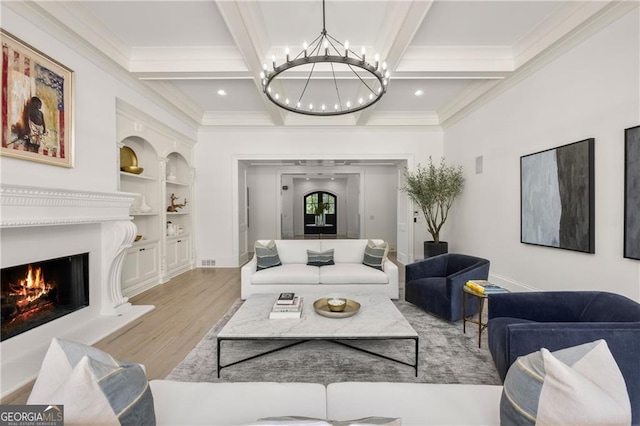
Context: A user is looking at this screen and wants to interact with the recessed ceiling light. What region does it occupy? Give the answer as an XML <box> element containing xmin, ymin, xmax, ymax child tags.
<box><xmin>217</xmin><ymin>89</ymin><xmax>227</xmax><ymax>96</ymax></box>
<box><xmin>414</xmin><ymin>89</ymin><xmax>424</xmax><ymax>97</ymax></box>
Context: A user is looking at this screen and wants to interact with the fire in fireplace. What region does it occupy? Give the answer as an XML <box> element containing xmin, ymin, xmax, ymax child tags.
<box><xmin>1</xmin><ymin>253</ymin><xmax>89</xmax><ymax>341</ymax></box>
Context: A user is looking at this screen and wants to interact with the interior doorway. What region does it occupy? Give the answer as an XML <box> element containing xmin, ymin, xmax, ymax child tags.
<box><xmin>304</xmin><ymin>191</ymin><xmax>337</xmax><ymax>236</ymax></box>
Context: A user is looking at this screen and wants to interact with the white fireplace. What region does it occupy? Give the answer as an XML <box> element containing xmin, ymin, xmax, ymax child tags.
<box><xmin>0</xmin><ymin>184</ymin><xmax>154</xmax><ymax>397</ymax></box>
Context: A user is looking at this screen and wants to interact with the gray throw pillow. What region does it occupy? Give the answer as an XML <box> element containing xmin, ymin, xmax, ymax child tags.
<box><xmin>362</xmin><ymin>240</ymin><xmax>388</xmax><ymax>271</ymax></box>
<box><xmin>307</xmin><ymin>249</ymin><xmax>335</xmax><ymax>267</ymax></box>
<box><xmin>255</xmin><ymin>240</ymin><xmax>282</xmax><ymax>270</ymax></box>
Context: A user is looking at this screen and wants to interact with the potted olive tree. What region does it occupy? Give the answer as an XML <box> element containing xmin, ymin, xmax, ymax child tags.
<box><xmin>401</xmin><ymin>157</ymin><xmax>464</xmax><ymax>258</ymax></box>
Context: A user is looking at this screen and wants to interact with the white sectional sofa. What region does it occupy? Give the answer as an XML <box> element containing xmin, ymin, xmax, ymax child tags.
<box><xmin>241</xmin><ymin>239</ymin><xmax>399</xmax><ymax>300</ymax></box>
<box><xmin>150</xmin><ymin>380</ymin><xmax>503</xmax><ymax>425</ymax></box>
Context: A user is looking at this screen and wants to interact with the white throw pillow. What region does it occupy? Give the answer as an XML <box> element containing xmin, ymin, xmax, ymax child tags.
<box><xmin>500</xmin><ymin>339</ymin><xmax>631</xmax><ymax>426</ymax></box>
<box><xmin>28</xmin><ymin>338</ymin><xmax>155</xmax><ymax>425</ymax></box>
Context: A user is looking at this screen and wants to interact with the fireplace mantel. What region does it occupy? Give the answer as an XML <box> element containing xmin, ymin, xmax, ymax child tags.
<box><xmin>1</xmin><ymin>184</ymin><xmax>134</xmax><ymax>228</ymax></box>
<box><xmin>0</xmin><ymin>184</ymin><xmax>154</xmax><ymax>397</ymax></box>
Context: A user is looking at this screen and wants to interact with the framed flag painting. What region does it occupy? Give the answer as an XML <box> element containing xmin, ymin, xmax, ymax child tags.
<box><xmin>1</xmin><ymin>30</ymin><xmax>74</xmax><ymax>167</ymax></box>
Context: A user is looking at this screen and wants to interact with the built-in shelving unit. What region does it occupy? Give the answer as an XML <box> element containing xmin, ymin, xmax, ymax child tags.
<box><xmin>116</xmin><ymin>100</ymin><xmax>196</xmax><ymax>298</ymax></box>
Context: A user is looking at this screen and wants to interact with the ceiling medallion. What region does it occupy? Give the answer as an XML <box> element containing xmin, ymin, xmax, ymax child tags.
<box><xmin>260</xmin><ymin>0</ymin><xmax>390</xmax><ymax>116</ymax></box>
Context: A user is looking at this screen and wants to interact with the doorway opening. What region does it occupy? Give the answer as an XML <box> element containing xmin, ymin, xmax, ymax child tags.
<box><xmin>304</xmin><ymin>191</ymin><xmax>337</xmax><ymax>236</ymax></box>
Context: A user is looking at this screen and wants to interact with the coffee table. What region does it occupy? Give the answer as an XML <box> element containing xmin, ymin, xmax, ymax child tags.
<box><xmin>217</xmin><ymin>293</ymin><xmax>419</xmax><ymax>377</ymax></box>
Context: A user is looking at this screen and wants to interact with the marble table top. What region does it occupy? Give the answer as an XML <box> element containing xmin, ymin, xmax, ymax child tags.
<box><xmin>218</xmin><ymin>293</ymin><xmax>418</xmax><ymax>339</ymax></box>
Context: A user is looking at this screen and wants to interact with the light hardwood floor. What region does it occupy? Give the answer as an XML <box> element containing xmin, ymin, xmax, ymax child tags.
<box><xmin>3</xmin><ymin>252</ymin><xmax>404</xmax><ymax>404</ymax></box>
<box><xmin>2</xmin><ymin>267</ymin><xmax>241</xmax><ymax>404</ymax></box>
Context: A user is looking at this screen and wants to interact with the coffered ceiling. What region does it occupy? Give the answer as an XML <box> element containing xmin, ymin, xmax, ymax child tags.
<box><xmin>33</xmin><ymin>1</ymin><xmax>617</xmax><ymax>127</ymax></box>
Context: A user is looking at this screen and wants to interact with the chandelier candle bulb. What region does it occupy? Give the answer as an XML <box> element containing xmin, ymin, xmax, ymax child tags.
<box><xmin>260</xmin><ymin>0</ymin><xmax>389</xmax><ymax>116</ymax></box>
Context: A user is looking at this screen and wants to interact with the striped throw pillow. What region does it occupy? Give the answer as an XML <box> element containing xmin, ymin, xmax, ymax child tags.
<box><xmin>501</xmin><ymin>339</ymin><xmax>631</xmax><ymax>425</ymax></box>
<box><xmin>28</xmin><ymin>338</ymin><xmax>155</xmax><ymax>425</ymax></box>
<box><xmin>255</xmin><ymin>240</ymin><xmax>282</xmax><ymax>270</ymax></box>
<box><xmin>307</xmin><ymin>249</ymin><xmax>335</xmax><ymax>267</ymax></box>
<box><xmin>362</xmin><ymin>240</ymin><xmax>388</xmax><ymax>271</ymax></box>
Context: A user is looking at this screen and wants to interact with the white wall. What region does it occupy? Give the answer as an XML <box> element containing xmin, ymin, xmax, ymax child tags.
<box><xmin>445</xmin><ymin>9</ymin><xmax>640</xmax><ymax>300</ymax></box>
<box><xmin>1</xmin><ymin>4</ymin><xmax>197</xmax><ymax>193</ymax></box>
<box><xmin>195</xmin><ymin>127</ymin><xmax>442</xmax><ymax>266</ymax></box>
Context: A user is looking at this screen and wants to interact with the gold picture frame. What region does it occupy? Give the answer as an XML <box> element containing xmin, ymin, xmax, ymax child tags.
<box><xmin>1</xmin><ymin>29</ymin><xmax>74</xmax><ymax>167</ymax></box>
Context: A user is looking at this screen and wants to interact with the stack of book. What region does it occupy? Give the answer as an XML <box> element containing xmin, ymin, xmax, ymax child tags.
<box><xmin>465</xmin><ymin>280</ymin><xmax>507</xmax><ymax>294</ymax></box>
<box><xmin>270</xmin><ymin>293</ymin><xmax>304</xmax><ymax>319</ymax></box>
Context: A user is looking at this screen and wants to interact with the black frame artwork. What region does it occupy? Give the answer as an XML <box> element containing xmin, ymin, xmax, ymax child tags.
<box><xmin>521</xmin><ymin>138</ymin><xmax>595</xmax><ymax>253</ymax></box>
<box><xmin>624</xmin><ymin>125</ymin><xmax>640</xmax><ymax>260</ymax></box>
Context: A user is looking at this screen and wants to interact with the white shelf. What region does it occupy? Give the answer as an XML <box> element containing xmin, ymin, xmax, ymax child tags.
<box><xmin>130</xmin><ymin>212</ymin><xmax>159</xmax><ymax>216</ymax></box>
<box><xmin>120</xmin><ymin>171</ymin><xmax>157</xmax><ymax>181</ymax></box>
<box><xmin>166</xmin><ymin>180</ymin><xmax>189</xmax><ymax>186</ymax></box>
<box><xmin>166</xmin><ymin>234</ymin><xmax>190</xmax><ymax>241</ymax></box>
<box><xmin>167</xmin><ymin>211</ymin><xmax>189</xmax><ymax>215</ymax></box>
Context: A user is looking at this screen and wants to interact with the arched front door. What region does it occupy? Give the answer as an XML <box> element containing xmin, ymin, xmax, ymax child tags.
<box><xmin>304</xmin><ymin>191</ymin><xmax>336</xmax><ymax>235</ymax></box>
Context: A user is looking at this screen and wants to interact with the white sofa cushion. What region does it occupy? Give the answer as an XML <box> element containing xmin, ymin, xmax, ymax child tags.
<box><xmin>150</xmin><ymin>381</ymin><xmax>327</xmax><ymax>426</ymax></box>
<box><xmin>271</xmin><ymin>240</ymin><xmax>322</xmax><ymax>264</ymax></box>
<box><xmin>327</xmin><ymin>383</ymin><xmax>502</xmax><ymax>426</ymax></box>
<box><xmin>320</xmin><ymin>264</ymin><xmax>389</xmax><ymax>284</ymax></box>
<box><xmin>320</xmin><ymin>240</ymin><xmax>372</xmax><ymax>263</ymax></box>
<box><xmin>252</xmin><ymin>264</ymin><xmax>320</xmax><ymax>285</ymax></box>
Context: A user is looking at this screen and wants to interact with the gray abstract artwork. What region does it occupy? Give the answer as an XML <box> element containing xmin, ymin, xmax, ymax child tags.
<box><xmin>625</xmin><ymin>126</ymin><xmax>640</xmax><ymax>260</ymax></box>
<box><xmin>521</xmin><ymin>139</ymin><xmax>594</xmax><ymax>253</ymax></box>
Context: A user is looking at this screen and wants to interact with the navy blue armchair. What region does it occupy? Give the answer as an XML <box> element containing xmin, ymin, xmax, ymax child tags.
<box><xmin>405</xmin><ymin>253</ymin><xmax>490</xmax><ymax>321</ymax></box>
<box><xmin>487</xmin><ymin>291</ymin><xmax>640</xmax><ymax>423</ymax></box>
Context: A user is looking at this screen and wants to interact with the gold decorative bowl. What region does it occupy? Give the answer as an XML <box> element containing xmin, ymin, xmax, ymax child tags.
<box><xmin>134</xmin><ymin>235</ymin><xmax>142</xmax><ymax>242</ymax></box>
<box><xmin>313</xmin><ymin>298</ymin><xmax>360</xmax><ymax>318</ymax></box>
<box><xmin>121</xmin><ymin>165</ymin><xmax>144</xmax><ymax>174</ymax></box>
<box><xmin>327</xmin><ymin>297</ymin><xmax>347</xmax><ymax>312</ymax></box>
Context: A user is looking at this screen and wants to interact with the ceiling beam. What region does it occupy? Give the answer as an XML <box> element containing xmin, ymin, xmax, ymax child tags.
<box><xmin>215</xmin><ymin>1</ymin><xmax>284</xmax><ymax>126</ymax></box>
<box><xmin>356</xmin><ymin>0</ymin><xmax>435</xmax><ymax>126</ymax></box>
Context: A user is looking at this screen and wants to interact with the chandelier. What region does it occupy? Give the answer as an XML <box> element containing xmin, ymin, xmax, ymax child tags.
<box><xmin>260</xmin><ymin>0</ymin><xmax>390</xmax><ymax>116</ymax></box>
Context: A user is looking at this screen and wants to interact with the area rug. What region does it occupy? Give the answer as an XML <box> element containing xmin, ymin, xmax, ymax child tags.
<box><xmin>167</xmin><ymin>297</ymin><xmax>502</xmax><ymax>386</ymax></box>
<box><xmin>167</xmin><ymin>300</ymin><xmax>501</xmax><ymax>385</ymax></box>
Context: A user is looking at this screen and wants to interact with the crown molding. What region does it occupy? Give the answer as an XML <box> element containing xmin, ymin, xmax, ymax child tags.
<box><xmin>513</xmin><ymin>1</ymin><xmax>613</xmax><ymax>69</ymax></box>
<box><xmin>201</xmin><ymin>111</ymin><xmax>276</xmax><ymax>127</ymax></box>
<box><xmin>141</xmin><ymin>81</ymin><xmax>204</xmax><ymax>125</ymax></box>
<box><xmin>116</xmin><ymin>99</ymin><xmax>197</xmax><ymax>148</ymax></box>
<box><xmin>130</xmin><ymin>46</ymin><xmax>248</xmax><ymax>74</ymax></box>
<box><xmin>365</xmin><ymin>111</ymin><xmax>440</xmax><ymax>127</ymax></box>
<box><xmin>216</xmin><ymin>1</ymin><xmax>285</xmax><ymax>125</ymax></box>
<box><xmin>357</xmin><ymin>0</ymin><xmax>435</xmax><ymax>125</ymax></box>
<box><xmin>398</xmin><ymin>46</ymin><xmax>514</xmax><ymax>73</ymax></box>
<box><xmin>3</xmin><ymin>1</ymin><xmax>200</xmax><ymax>133</ymax></box>
<box><xmin>440</xmin><ymin>1</ymin><xmax>638</xmax><ymax>129</ymax></box>
<box><xmin>33</xmin><ymin>1</ymin><xmax>131</xmax><ymax>70</ymax></box>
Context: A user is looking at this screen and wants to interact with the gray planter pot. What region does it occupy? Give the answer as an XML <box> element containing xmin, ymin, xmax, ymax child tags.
<box><xmin>423</xmin><ymin>241</ymin><xmax>448</xmax><ymax>258</ymax></box>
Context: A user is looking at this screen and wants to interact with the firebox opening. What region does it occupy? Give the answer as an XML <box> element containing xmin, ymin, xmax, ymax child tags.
<box><xmin>1</xmin><ymin>253</ymin><xmax>89</xmax><ymax>341</ymax></box>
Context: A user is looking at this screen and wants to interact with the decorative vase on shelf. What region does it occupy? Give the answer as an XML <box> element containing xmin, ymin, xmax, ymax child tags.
<box><xmin>139</xmin><ymin>195</ymin><xmax>152</xmax><ymax>213</ymax></box>
<box><xmin>167</xmin><ymin>172</ymin><xmax>177</xmax><ymax>182</ymax></box>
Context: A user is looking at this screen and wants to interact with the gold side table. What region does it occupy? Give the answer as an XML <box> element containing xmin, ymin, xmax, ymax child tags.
<box><xmin>462</xmin><ymin>286</ymin><xmax>489</xmax><ymax>348</ymax></box>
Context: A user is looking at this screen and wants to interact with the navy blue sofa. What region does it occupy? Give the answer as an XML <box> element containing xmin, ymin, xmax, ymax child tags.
<box><xmin>487</xmin><ymin>291</ymin><xmax>640</xmax><ymax>424</ymax></box>
<box><xmin>405</xmin><ymin>253</ymin><xmax>490</xmax><ymax>321</ymax></box>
